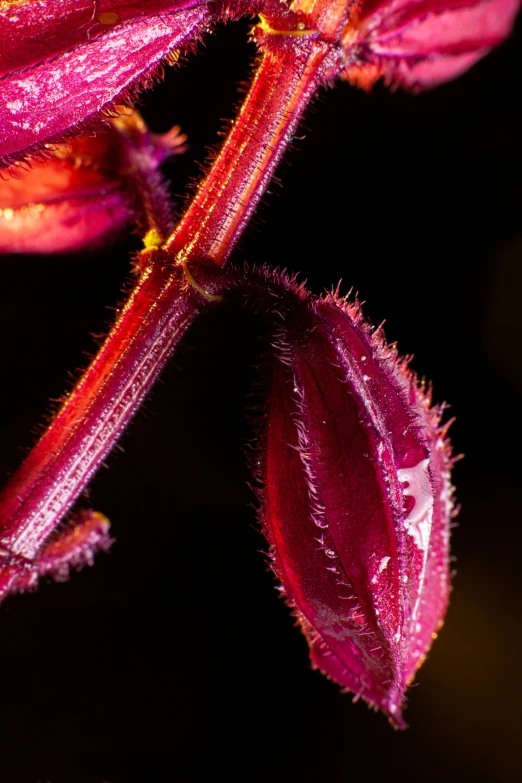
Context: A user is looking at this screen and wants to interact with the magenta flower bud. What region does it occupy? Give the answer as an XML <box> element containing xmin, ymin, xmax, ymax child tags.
<box><xmin>253</xmin><ymin>272</ymin><xmax>455</xmax><ymax>726</ymax></box>
<box><xmin>343</xmin><ymin>0</ymin><xmax>521</xmax><ymax>90</ymax></box>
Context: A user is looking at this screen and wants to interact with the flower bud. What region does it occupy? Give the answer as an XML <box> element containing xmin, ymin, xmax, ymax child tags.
<box><xmin>343</xmin><ymin>0</ymin><xmax>521</xmax><ymax>90</ymax></box>
<box><xmin>0</xmin><ymin>107</ymin><xmax>185</xmax><ymax>254</ymax></box>
<box><xmin>255</xmin><ymin>272</ymin><xmax>454</xmax><ymax>725</ymax></box>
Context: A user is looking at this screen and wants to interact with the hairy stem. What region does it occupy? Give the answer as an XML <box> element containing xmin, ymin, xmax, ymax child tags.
<box><xmin>0</xmin><ymin>264</ymin><xmax>210</xmax><ymax>560</ymax></box>
<box><xmin>166</xmin><ymin>37</ymin><xmax>335</xmax><ymax>266</ymax></box>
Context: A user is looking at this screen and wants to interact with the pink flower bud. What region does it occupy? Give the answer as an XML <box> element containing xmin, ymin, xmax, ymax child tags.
<box><xmin>343</xmin><ymin>0</ymin><xmax>521</xmax><ymax>90</ymax></box>
<box><xmin>0</xmin><ymin>107</ymin><xmax>185</xmax><ymax>254</ymax></box>
<box><xmin>253</xmin><ymin>271</ymin><xmax>455</xmax><ymax>726</ymax></box>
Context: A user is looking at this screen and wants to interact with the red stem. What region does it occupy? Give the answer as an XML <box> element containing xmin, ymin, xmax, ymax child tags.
<box><xmin>0</xmin><ymin>23</ymin><xmax>343</xmax><ymax>564</ymax></box>
<box><xmin>166</xmin><ymin>38</ymin><xmax>334</xmax><ymax>266</ymax></box>
<box><xmin>0</xmin><ymin>264</ymin><xmax>208</xmax><ymax>560</ymax></box>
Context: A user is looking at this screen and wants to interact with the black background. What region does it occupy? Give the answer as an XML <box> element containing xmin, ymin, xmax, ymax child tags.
<box><xmin>0</xmin><ymin>13</ymin><xmax>521</xmax><ymax>783</ymax></box>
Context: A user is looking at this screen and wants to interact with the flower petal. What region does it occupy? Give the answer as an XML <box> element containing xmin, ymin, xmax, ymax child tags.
<box><xmin>0</xmin><ymin>1</ymin><xmax>209</xmax><ymax>165</ymax></box>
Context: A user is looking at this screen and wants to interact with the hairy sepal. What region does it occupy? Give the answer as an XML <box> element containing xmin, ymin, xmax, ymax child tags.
<box><xmin>0</xmin><ymin>510</ymin><xmax>112</xmax><ymax>600</ymax></box>
<box><xmin>251</xmin><ymin>270</ymin><xmax>454</xmax><ymax>725</ymax></box>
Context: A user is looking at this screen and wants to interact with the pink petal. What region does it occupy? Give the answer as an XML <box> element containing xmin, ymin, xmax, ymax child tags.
<box><xmin>0</xmin><ymin>1</ymin><xmax>200</xmax><ymax>76</ymax></box>
<box><xmin>0</xmin><ymin>1</ymin><xmax>208</xmax><ymax>165</ymax></box>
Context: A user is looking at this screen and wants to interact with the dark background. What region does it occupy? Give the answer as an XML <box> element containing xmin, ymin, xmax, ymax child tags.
<box><xmin>0</xmin><ymin>14</ymin><xmax>521</xmax><ymax>783</ymax></box>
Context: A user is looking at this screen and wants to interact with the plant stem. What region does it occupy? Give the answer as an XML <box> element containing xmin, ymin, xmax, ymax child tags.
<box><xmin>0</xmin><ymin>264</ymin><xmax>209</xmax><ymax>561</ymax></box>
<box><xmin>165</xmin><ymin>38</ymin><xmax>335</xmax><ymax>266</ymax></box>
<box><xmin>0</xmin><ymin>18</ymin><xmax>344</xmax><ymax>567</ymax></box>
